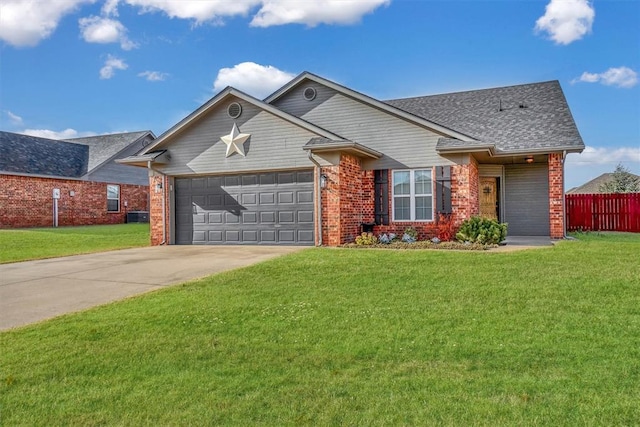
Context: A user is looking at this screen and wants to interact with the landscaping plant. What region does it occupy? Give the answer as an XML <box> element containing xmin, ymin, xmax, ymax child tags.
<box><xmin>456</xmin><ymin>216</ymin><xmax>507</xmax><ymax>245</ymax></box>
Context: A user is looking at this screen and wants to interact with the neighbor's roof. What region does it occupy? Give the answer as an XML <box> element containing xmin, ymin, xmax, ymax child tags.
<box><xmin>566</xmin><ymin>172</ymin><xmax>640</xmax><ymax>194</ymax></box>
<box><xmin>0</xmin><ymin>131</ymin><xmax>89</xmax><ymax>177</ymax></box>
<box><xmin>66</xmin><ymin>130</ymin><xmax>153</xmax><ymax>171</ymax></box>
<box><xmin>386</xmin><ymin>81</ymin><xmax>585</xmax><ymax>154</ymax></box>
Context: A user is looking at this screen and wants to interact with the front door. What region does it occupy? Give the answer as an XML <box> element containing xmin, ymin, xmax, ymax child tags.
<box><xmin>479</xmin><ymin>177</ymin><xmax>498</xmax><ymax>220</ymax></box>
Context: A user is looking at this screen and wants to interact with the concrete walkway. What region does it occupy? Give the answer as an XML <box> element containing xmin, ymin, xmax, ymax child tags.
<box><xmin>490</xmin><ymin>236</ymin><xmax>555</xmax><ymax>252</ymax></box>
<box><xmin>0</xmin><ymin>245</ymin><xmax>305</xmax><ymax>331</ymax></box>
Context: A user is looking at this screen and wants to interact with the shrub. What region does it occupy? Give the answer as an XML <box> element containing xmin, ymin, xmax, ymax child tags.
<box><xmin>402</xmin><ymin>227</ymin><xmax>418</xmax><ymax>243</ymax></box>
<box><xmin>355</xmin><ymin>232</ymin><xmax>378</xmax><ymax>245</ymax></box>
<box><xmin>436</xmin><ymin>213</ymin><xmax>457</xmax><ymax>241</ymax></box>
<box><xmin>378</xmin><ymin>233</ymin><xmax>396</xmax><ymax>245</ymax></box>
<box><xmin>456</xmin><ymin>216</ymin><xmax>508</xmax><ymax>245</ymax></box>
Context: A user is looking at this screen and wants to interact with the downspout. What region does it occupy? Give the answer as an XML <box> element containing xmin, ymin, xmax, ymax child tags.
<box><xmin>562</xmin><ymin>150</ymin><xmax>567</xmax><ymax>239</ymax></box>
<box><xmin>307</xmin><ymin>151</ymin><xmax>323</xmax><ymax>246</ymax></box>
<box><xmin>147</xmin><ymin>161</ymin><xmax>167</xmax><ymax>245</ymax></box>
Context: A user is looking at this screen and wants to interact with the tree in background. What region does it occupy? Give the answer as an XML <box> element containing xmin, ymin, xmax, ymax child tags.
<box><xmin>599</xmin><ymin>163</ymin><xmax>640</xmax><ymax>193</ymax></box>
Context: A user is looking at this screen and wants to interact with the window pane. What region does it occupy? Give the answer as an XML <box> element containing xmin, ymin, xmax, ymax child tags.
<box><xmin>393</xmin><ymin>171</ymin><xmax>410</xmax><ymax>195</ymax></box>
<box><xmin>414</xmin><ymin>170</ymin><xmax>432</xmax><ymax>195</ymax></box>
<box><xmin>415</xmin><ymin>196</ymin><xmax>432</xmax><ymax>220</ymax></box>
<box><xmin>107</xmin><ymin>199</ymin><xmax>119</xmax><ymax>212</ymax></box>
<box><xmin>394</xmin><ymin>196</ymin><xmax>410</xmax><ymax>220</ymax></box>
<box><xmin>107</xmin><ymin>185</ymin><xmax>119</xmax><ymax>199</ymax></box>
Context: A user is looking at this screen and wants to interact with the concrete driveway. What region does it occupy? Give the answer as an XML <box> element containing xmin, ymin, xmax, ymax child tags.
<box><xmin>0</xmin><ymin>245</ymin><xmax>305</xmax><ymax>331</ymax></box>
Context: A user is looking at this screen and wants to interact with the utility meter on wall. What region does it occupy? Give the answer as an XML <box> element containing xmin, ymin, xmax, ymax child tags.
<box><xmin>52</xmin><ymin>189</ymin><xmax>61</xmax><ymax>199</ymax></box>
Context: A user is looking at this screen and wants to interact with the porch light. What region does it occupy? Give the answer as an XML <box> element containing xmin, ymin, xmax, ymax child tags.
<box><xmin>320</xmin><ymin>174</ymin><xmax>328</xmax><ymax>189</ymax></box>
<box><xmin>525</xmin><ymin>155</ymin><xmax>534</xmax><ymax>164</ymax></box>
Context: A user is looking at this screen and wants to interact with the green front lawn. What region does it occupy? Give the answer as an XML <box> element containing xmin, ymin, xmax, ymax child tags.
<box><xmin>0</xmin><ymin>223</ymin><xmax>150</xmax><ymax>263</ymax></box>
<box><xmin>1</xmin><ymin>233</ymin><xmax>639</xmax><ymax>425</ymax></box>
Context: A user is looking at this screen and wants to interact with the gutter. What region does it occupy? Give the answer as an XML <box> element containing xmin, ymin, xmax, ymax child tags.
<box><xmin>307</xmin><ymin>151</ymin><xmax>323</xmax><ymax>246</ymax></box>
<box><xmin>147</xmin><ymin>161</ymin><xmax>167</xmax><ymax>245</ymax></box>
<box><xmin>562</xmin><ymin>150</ymin><xmax>568</xmax><ymax>239</ymax></box>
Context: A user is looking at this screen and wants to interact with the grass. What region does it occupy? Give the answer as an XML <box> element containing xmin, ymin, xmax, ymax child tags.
<box><xmin>1</xmin><ymin>232</ymin><xmax>639</xmax><ymax>425</ymax></box>
<box><xmin>0</xmin><ymin>224</ymin><xmax>150</xmax><ymax>263</ymax></box>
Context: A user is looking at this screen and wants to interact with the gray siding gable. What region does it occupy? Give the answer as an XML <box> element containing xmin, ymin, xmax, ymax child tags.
<box><xmin>155</xmin><ymin>95</ymin><xmax>329</xmax><ymax>176</ymax></box>
<box><xmin>272</xmin><ymin>83</ymin><xmax>457</xmax><ymax>170</ymax></box>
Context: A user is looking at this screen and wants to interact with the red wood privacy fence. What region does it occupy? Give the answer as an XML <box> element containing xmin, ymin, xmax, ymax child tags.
<box><xmin>566</xmin><ymin>193</ymin><xmax>640</xmax><ymax>232</ymax></box>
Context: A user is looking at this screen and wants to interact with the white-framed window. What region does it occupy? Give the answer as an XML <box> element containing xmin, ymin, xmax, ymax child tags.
<box><xmin>107</xmin><ymin>184</ymin><xmax>120</xmax><ymax>212</ymax></box>
<box><xmin>392</xmin><ymin>169</ymin><xmax>433</xmax><ymax>221</ymax></box>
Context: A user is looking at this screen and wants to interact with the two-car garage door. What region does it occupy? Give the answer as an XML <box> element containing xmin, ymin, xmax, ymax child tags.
<box><xmin>175</xmin><ymin>170</ymin><xmax>314</xmax><ymax>245</ymax></box>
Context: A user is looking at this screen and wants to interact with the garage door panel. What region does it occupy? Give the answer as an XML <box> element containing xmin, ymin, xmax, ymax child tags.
<box><xmin>278</xmin><ymin>192</ymin><xmax>294</xmax><ymax>204</ymax></box>
<box><xmin>242</xmin><ymin>175</ymin><xmax>258</xmax><ymax>186</ymax></box>
<box><xmin>208</xmin><ymin>212</ymin><xmax>223</xmax><ymax>223</ymax></box>
<box><xmin>298</xmin><ymin>211</ymin><xmax>313</xmax><ymax>223</ymax></box>
<box><xmin>297</xmin><ymin>190</ymin><xmax>313</xmax><ymax>203</ymax></box>
<box><xmin>260</xmin><ymin>192</ymin><xmax>275</xmax><ymax>205</ymax></box>
<box><xmin>241</xmin><ymin>193</ymin><xmax>257</xmax><ymax>205</ymax></box>
<box><xmin>279</xmin><ymin>211</ymin><xmax>295</xmax><ymax>223</ymax></box>
<box><xmin>176</xmin><ymin>170</ymin><xmax>314</xmax><ymax>245</ymax></box>
<box><xmin>243</xmin><ymin>212</ymin><xmax>257</xmax><ymax>223</ymax></box>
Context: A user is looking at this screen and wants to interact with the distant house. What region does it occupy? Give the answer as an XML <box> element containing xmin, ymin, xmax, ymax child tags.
<box><xmin>567</xmin><ymin>173</ymin><xmax>640</xmax><ymax>194</ymax></box>
<box><xmin>0</xmin><ymin>131</ymin><xmax>155</xmax><ymax>228</ymax></box>
<box><xmin>120</xmin><ymin>72</ymin><xmax>584</xmax><ymax>246</ymax></box>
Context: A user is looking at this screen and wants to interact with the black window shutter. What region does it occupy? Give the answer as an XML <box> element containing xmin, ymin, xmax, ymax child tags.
<box><xmin>435</xmin><ymin>166</ymin><xmax>452</xmax><ymax>215</ymax></box>
<box><xmin>374</xmin><ymin>170</ymin><xmax>389</xmax><ymax>225</ymax></box>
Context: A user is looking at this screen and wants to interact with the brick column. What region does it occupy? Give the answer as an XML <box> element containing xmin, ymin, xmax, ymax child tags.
<box><xmin>149</xmin><ymin>174</ymin><xmax>169</xmax><ymax>245</ymax></box>
<box><xmin>450</xmin><ymin>157</ymin><xmax>479</xmax><ymax>226</ymax></box>
<box><xmin>320</xmin><ymin>154</ymin><xmax>367</xmax><ymax>246</ymax></box>
<box><xmin>548</xmin><ymin>153</ymin><xmax>565</xmax><ymax>239</ymax></box>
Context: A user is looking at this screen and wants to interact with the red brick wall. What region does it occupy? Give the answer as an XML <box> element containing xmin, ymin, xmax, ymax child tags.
<box><xmin>451</xmin><ymin>157</ymin><xmax>479</xmax><ymax>226</ymax></box>
<box><xmin>0</xmin><ymin>173</ymin><xmax>148</xmax><ymax>229</ymax></box>
<box><xmin>548</xmin><ymin>153</ymin><xmax>565</xmax><ymax>239</ymax></box>
<box><xmin>149</xmin><ymin>174</ymin><xmax>170</xmax><ymax>245</ymax></box>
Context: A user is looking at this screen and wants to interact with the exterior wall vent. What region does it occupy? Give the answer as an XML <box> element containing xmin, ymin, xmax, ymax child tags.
<box><xmin>303</xmin><ymin>87</ymin><xmax>317</xmax><ymax>101</ymax></box>
<box><xmin>227</xmin><ymin>102</ymin><xmax>242</xmax><ymax>119</ymax></box>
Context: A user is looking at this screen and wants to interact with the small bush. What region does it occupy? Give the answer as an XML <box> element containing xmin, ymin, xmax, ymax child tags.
<box><xmin>355</xmin><ymin>232</ymin><xmax>378</xmax><ymax>245</ymax></box>
<box><xmin>378</xmin><ymin>233</ymin><xmax>397</xmax><ymax>244</ymax></box>
<box><xmin>436</xmin><ymin>213</ymin><xmax>457</xmax><ymax>242</ymax></box>
<box><xmin>456</xmin><ymin>216</ymin><xmax>508</xmax><ymax>245</ymax></box>
<box><xmin>402</xmin><ymin>227</ymin><xmax>418</xmax><ymax>243</ymax></box>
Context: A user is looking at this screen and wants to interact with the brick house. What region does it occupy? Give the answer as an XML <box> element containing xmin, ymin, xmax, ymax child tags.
<box><xmin>119</xmin><ymin>72</ymin><xmax>584</xmax><ymax>246</ymax></box>
<box><xmin>0</xmin><ymin>131</ymin><xmax>154</xmax><ymax>228</ymax></box>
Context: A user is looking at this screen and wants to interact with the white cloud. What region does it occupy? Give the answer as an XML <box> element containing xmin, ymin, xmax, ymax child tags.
<box><xmin>213</xmin><ymin>62</ymin><xmax>295</xmax><ymax>99</ymax></box>
<box><xmin>0</xmin><ymin>0</ymin><xmax>93</xmax><ymax>47</ymax></box>
<box><xmin>251</xmin><ymin>0</ymin><xmax>390</xmax><ymax>27</ymax></box>
<box><xmin>79</xmin><ymin>16</ymin><xmax>137</xmax><ymax>50</ymax></box>
<box><xmin>22</xmin><ymin>128</ymin><xmax>96</xmax><ymax>140</ymax></box>
<box><xmin>566</xmin><ymin>146</ymin><xmax>640</xmax><ymax>166</ymax></box>
<box><xmin>572</xmin><ymin>67</ymin><xmax>638</xmax><ymax>89</ymax></box>
<box><xmin>138</xmin><ymin>71</ymin><xmax>169</xmax><ymax>81</ymax></box>
<box><xmin>5</xmin><ymin>111</ymin><xmax>23</xmax><ymax>125</ymax></box>
<box><xmin>102</xmin><ymin>0</ymin><xmax>120</xmax><ymax>16</ymax></box>
<box><xmin>100</xmin><ymin>55</ymin><xmax>128</xmax><ymax>79</ymax></box>
<box><xmin>109</xmin><ymin>0</ymin><xmax>388</xmax><ymax>27</ymax></box>
<box><xmin>565</xmin><ymin>147</ymin><xmax>640</xmax><ymax>189</ymax></box>
<box><xmin>122</xmin><ymin>0</ymin><xmax>261</xmax><ymax>24</ymax></box>
<box><xmin>535</xmin><ymin>0</ymin><xmax>594</xmax><ymax>45</ymax></box>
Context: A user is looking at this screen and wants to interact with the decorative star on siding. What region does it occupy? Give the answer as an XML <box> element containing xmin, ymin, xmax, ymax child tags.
<box><xmin>220</xmin><ymin>123</ymin><xmax>250</xmax><ymax>157</ymax></box>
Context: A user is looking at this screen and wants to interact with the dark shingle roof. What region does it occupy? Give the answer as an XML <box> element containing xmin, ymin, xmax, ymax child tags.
<box><xmin>66</xmin><ymin>131</ymin><xmax>152</xmax><ymax>171</ymax></box>
<box><xmin>386</xmin><ymin>81</ymin><xmax>584</xmax><ymax>153</ymax></box>
<box><xmin>0</xmin><ymin>131</ymin><xmax>89</xmax><ymax>177</ymax></box>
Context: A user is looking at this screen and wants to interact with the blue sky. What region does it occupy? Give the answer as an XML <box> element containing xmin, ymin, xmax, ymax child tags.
<box><xmin>1</xmin><ymin>0</ymin><xmax>638</xmax><ymax>189</ymax></box>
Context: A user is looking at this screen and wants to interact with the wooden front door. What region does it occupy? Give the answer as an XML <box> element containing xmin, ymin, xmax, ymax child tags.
<box><xmin>479</xmin><ymin>177</ymin><xmax>498</xmax><ymax>220</ymax></box>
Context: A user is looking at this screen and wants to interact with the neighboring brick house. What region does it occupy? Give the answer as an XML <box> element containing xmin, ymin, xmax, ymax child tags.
<box><xmin>119</xmin><ymin>72</ymin><xmax>584</xmax><ymax>246</ymax></box>
<box><xmin>0</xmin><ymin>131</ymin><xmax>154</xmax><ymax>228</ymax></box>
